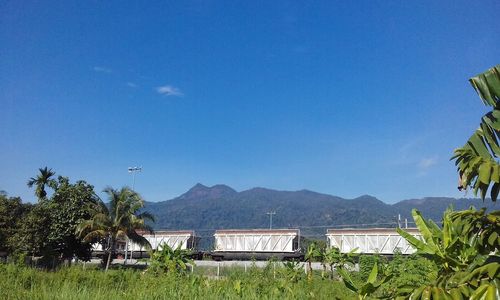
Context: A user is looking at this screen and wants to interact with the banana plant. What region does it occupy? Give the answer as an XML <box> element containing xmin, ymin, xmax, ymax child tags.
<box><xmin>149</xmin><ymin>243</ymin><xmax>193</xmax><ymax>274</ymax></box>
<box><xmin>281</xmin><ymin>260</ymin><xmax>303</xmax><ymax>282</ymax></box>
<box><xmin>396</xmin><ymin>208</ymin><xmax>499</xmax><ymax>299</ymax></box>
<box><xmin>323</xmin><ymin>246</ymin><xmax>358</xmax><ymax>279</ymax></box>
<box><xmin>452</xmin><ymin>65</ymin><xmax>500</xmax><ymax>201</ymax></box>
<box><xmin>338</xmin><ymin>262</ymin><xmax>393</xmax><ymax>300</ymax></box>
<box><xmin>304</xmin><ymin>242</ymin><xmax>323</xmax><ymax>280</ymax></box>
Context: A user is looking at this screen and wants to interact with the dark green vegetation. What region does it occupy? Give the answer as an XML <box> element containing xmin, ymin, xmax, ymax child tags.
<box><xmin>1</xmin><ymin>173</ymin><xmax>101</xmax><ymax>264</ymax></box>
<box><xmin>145</xmin><ymin>183</ymin><xmax>495</xmax><ymax>239</ymax></box>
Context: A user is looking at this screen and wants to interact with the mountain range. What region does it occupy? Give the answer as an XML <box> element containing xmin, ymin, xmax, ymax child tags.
<box><xmin>144</xmin><ymin>183</ymin><xmax>498</xmax><ymax>244</ymax></box>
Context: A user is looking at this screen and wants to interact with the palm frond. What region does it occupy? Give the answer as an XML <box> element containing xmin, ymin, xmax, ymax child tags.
<box><xmin>135</xmin><ymin>211</ymin><xmax>155</xmax><ymax>223</ymax></box>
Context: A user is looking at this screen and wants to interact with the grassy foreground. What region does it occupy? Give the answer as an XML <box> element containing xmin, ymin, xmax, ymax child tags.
<box><xmin>0</xmin><ymin>263</ymin><xmax>354</xmax><ymax>299</ymax></box>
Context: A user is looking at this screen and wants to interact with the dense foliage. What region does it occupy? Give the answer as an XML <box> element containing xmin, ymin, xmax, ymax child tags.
<box><xmin>1</xmin><ymin>173</ymin><xmax>102</xmax><ymax>265</ymax></box>
<box><xmin>0</xmin><ymin>193</ymin><xmax>29</xmax><ymax>257</ymax></box>
<box><xmin>396</xmin><ymin>208</ymin><xmax>499</xmax><ymax>299</ymax></box>
<box><xmin>47</xmin><ymin>176</ymin><xmax>101</xmax><ymax>261</ymax></box>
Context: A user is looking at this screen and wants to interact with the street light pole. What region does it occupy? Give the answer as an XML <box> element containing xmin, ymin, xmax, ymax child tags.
<box><xmin>125</xmin><ymin>166</ymin><xmax>141</xmax><ymax>265</ymax></box>
<box><xmin>127</xmin><ymin>166</ymin><xmax>142</xmax><ymax>190</ymax></box>
<box><xmin>266</xmin><ymin>211</ymin><xmax>276</xmax><ymax>229</ymax></box>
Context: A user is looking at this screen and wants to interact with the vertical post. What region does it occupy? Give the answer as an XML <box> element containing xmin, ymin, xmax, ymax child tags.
<box><xmin>132</xmin><ymin>172</ymin><xmax>136</xmax><ymax>190</ymax></box>
<box><xmin>266</xmin><ymin>211</ymin><xmax>276</xmax><ymax>229</ymax></box>
<box><xmin>124</xmin><ymin>238</ymin><xmax>128</xmax><ymax>265</ymax></box>
<box><xmin>217</xmin><ymin>262</ymin><xmax>220</xmax><ymax>277</ymax></box>
<box><xmin>405</xmin><ymin>218</ymin><xmax>408</xmax><ymax>229</ymax></box>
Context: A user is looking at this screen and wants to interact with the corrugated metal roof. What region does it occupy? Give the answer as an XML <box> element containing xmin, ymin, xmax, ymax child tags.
<box><xmin>214</xmin><ymin>228</ymin><xmax>299</xmax><ymax>235</ymax></box>
<box><xmin>326</xmin><ymin>228</ymin><xmax>420</xmax><ymax>234</ymax></box>
<box><xmin>138</xmin><ymin>230</ymin><xmax>195</xmax><ymax>236</ymax></box>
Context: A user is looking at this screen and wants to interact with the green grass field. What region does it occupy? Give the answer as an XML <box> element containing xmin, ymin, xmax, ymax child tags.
<box><xmin>0</xmin><ymin>263</ymin><xmax>354</xmax><ymax>299</ymax></box>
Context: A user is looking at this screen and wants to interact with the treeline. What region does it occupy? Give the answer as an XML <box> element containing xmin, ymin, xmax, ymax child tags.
<box><xmin>0</xmin><ymin>167</ymin><xmax>153</xmax><ymax>268</ymax></box>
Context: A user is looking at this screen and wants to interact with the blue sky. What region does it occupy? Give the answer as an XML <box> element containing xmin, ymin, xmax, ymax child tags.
<box><xmin>1</xmin><ymin>1</ymin><xmax>499</xmax><ymax>203</ymax></box>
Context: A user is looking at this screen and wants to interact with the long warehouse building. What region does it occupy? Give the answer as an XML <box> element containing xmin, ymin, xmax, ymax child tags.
<box><xmin>326</xmin><ymin>228</ymin><xmax>422</xmax><ymax>255</ymax></box>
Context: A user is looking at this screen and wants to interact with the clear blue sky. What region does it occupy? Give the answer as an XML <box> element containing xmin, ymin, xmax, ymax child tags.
<box><xmin>1</xmin><ymin>1</ymin><xmax>499</xmax><ymax>203</ymax></box>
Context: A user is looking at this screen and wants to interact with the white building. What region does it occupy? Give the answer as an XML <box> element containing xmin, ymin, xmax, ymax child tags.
<box><xmin>91</xmin><ymin>230</ymin><xmax>198</xmax><ymax>258</ymax></box>
<box><xmin>326</xmin><ymin>228</ymin><xmax>422</xmax><ymax>255</ymax></box>
<box><xmin>213</xmin><ymin>229</ymin><xmax>300</xmax><ymax>253</ymax></box>
<box><xmin>128</xmin><ymin>230</ymin><xmax>198</xmax><ymax>251</ymax></box>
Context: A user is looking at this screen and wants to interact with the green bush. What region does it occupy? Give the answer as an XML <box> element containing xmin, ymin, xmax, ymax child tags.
<box><xmin>378</xmin><ymin>254</ymin><xmax>437</xmax><ymax>298</ymax></box>
<box><xmin>358</xmin><ymin>254</ymin><xmax>387</xmax><ymax>281</ymax></box>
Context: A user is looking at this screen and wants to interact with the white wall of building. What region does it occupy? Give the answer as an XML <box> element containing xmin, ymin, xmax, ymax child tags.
<box><xmin>214</xmin><ymin>231</ymin><xmax>298</xmax><ymax>253</ymax></box>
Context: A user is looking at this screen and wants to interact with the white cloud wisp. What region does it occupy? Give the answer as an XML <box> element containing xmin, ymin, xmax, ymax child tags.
<box><xmin>156</xmin><ymin>85</ymin><xmax>183</xmax><ymax>96</ymax></box>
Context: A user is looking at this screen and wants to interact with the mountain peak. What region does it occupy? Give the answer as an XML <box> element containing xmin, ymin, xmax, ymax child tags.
<box><xmin>179</xmin><ymin>183</ymin><xmax>236</xmax><ymax>200</ymax></box>
<box><xmin>190</xmin><ymin>183</ymin><xmax>209</xmax><ymax>191</ymax></box>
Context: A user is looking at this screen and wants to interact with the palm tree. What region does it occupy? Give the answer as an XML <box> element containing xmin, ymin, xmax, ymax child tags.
<box><xmin>452</xmin><ymin>65</ymin><xmax>500</xmax><ymax>201</ymax></box>
<box><xmin>27</xmin><ymin>167</ymin><xmax>56</xmax><ymax>201</ymax></box>
<box><xmin>77</xmin><ymin>186</ymin><xmax>155</xmax><ymax>271</ymax></box>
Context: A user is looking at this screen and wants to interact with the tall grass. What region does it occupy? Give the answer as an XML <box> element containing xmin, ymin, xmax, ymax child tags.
<box><xmin>0</xmin><ymin>263</ymin><xmax>353</xmax><ymax>299</ymax></box>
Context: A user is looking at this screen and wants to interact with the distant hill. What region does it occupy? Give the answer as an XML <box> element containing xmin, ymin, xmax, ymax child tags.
<box><xmin>144</xmin><ymin>184</ymin><xmax>497</xmax><ymax>246</ymax></box>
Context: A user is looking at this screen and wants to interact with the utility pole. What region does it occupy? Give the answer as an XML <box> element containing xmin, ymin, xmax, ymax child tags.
<box><xmin>128</xmin><ymin>166</ymin><xmax>142</xmax><ymax>190</ymax></box>
<box><xmin>266</xmin><ymin>211</ymin><xmax>276</xmax><ymax>229</ymax></box>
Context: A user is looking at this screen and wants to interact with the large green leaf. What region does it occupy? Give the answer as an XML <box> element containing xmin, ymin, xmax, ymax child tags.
<box><xmin>396</xmin><ymin>227</ymin><xmax>435</xmax><ymax>254</ymax></box>
<box><xmin>367</xmin><ymin>262</ymin><xmax>378</xmax><ymax>284</ymax></box>
<box><xmin>412</xmin><ymin>210</ymin><xmax>440</xmax><ymax>253</ymax></box>
<box><xmin>337</xmin><ymin>268</ymin><xmax>358</xmax><ymax>293</ymax></box>
<box><xmin>469</xmin><ymin>65</ymin><xmax>500</xmax><ymax>107</ymax></box>
<box><xmin>452</xmin><ymin>65</ymin><xmax>500</xmax><ymax>202</ymax></box>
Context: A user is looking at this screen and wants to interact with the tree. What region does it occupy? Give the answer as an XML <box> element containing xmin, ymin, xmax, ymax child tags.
<box><xmin>10</xmin><ymin>202</ymin><xmax>52</xmax><ymax>262</ymax></box>
<box><xmin>27</xmin><ymin>167</ymin><xmax>56</xmax><ymax>201</ymax></box>
<box><xmin>46</xmin><ymin>176</ymin><xmax>100</xmax><ymax>262</ymax></box>
<box><xmin>77</xmin><ymin>186</ymin><xmax>155</xmax><ymax>271</ymax></box>
<box><xmin>0</xmin><ymin>193</ymin><xmax>29</xmax><ymax>257</ymax></box>
<box><xmin>452</xmin><ymin>65</ymin><xmax>500</xmax><ymax>201</ymax></box>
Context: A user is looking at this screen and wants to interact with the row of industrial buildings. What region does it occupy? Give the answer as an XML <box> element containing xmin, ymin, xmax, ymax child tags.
<box><xmin>96</xmin><ymin>228</ymin><xmax>422</xmax><ymax>260</ymax></box>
